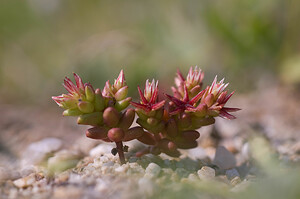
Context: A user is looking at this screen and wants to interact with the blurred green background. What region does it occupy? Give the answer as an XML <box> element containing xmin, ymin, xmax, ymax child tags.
<box><xmin>1</xmin><ymin>0</ymin><xmax>299</xmax><ymax>105</ymax></box>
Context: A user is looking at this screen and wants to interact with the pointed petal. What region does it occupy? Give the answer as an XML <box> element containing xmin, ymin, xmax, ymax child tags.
<box><xmin>223</xmin><ymin>91</ymin><xmax>235</xmax><ymax>104</ymax></box>
<box><xmin>219</xmin><ymin>110</ymin><xmax>236</xmax><ymax>120</ymax></box>
<box><xmin>117</xmin><ymin>70</ymin><xmax>124</xmax><ymax>84</ymax></box>
<box><xmin>130</xmin><ymin>101</ymin><xmax>151</xmax><ymax>112</ymax></box>
<box><xmin>171</xmin><ymin>87</ymin><xmax>181</xmax><ymax>99</ymax></box>
<box><xmin>183</xmin><ymin>84</ymin><xmax>189</xmax><ymax>102</ymax></box>
<box><xmin>189</xmin><ymin>89</ymin><xmax>206</xmax><ymax>105</ymax></box>
<box><xmin>149</xmin><ymin>82</ymin><xmax>158</xmax><ymax>104</ymax></box>
<box><xmin>176</xmin><ymin>69</ymin><xmax>185</xmax><ymax>82</ymax></box>
<box><xmin>63</xmin><ymin>77</ymin><xmax>78</xmax><ymax>94</ymax></box>
<box><xmin>222</xmin><ymin>107</ymin><xmax>241</xmax><ymax>112</ymax></box>
<box><xmin>169</xmin><ymin>107</ymin><xmax>184</xmax><ymax>115</ymax></box>
<box><xmin>138</xmin><ymin>86</ymin><xmax>148</xmax><ymax>104</ymax></box>
<box><xmin>164</xmin><ymin>94</ymin><xmax>184</xmax><ymax>106</ymax></box>
<box><xmin>209</xmin><ymin>75</ymin><xmax>218</xmax><ymax>93</ymax></box>
<box><xmin>73</xmin><ymin>73</ymin><xmax>84</xmax><ymax>90</ymax></box>
<box><xmin>217</xmin><ymin>91</ymin><xmax>227</xmax><ymax>104</ymax></box>
<box><xmin>152</xmin><ymin>100</ymin><xmax>165</xmax><ymax>110</ymax></box>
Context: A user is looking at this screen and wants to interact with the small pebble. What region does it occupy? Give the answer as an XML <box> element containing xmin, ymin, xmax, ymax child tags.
<box><xmin>13</xmin><ymin>173</ymin><xmax>36</xmax><ymax>188</ymax></box>
<box><xmin>230</xmin><ymin>176</ymin><xmax>242</xmax><ymax>186</ymax></box>
<box><xmin>197</xmin><ymin>166</ymin><xmax>215</xmax><ymax>180</ymax></box>
<box><xmin>145</xmin><ymin>163</ymin><xmax>161</xmax><ymax>178</ymax></box>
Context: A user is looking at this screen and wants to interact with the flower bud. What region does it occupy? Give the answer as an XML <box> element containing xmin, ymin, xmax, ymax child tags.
<box><xmin>107</xmin><ymin>128</ymin><xmax>125</xmax><ymax>142</ymax></box>
<box><xmin>103</xmin><ymin>107</ymin><xmax>120</xmax><ymax>127</ymax></box>
<box><xmin>114</xmin><ymin>70</ymin><xmax>126</xmax><ymax>90</ymax></box>
<box><xmin>77</xmin><ymin>101</ymin><xmax>94</xmax><ymax>113</ymax></box>
<box><xmin>77</xmin><ymin>112</ymin><xmax>103</xmax><ymax>126</ymax></box>
<box><xmin>85</xmin><ymin>85</ymin><xmax>95</xmax><ymax>102</ymax></box>
<box><xmin>86</xmin><ymin>127</ymin><xmax>108</xmax><ymax>140</ymax></box>
<box><xmin>114</xmin><ymin>86</ymin><xmax>128</xmax><ymax>101</ymax></box>
<box><xmin>63</xmin><ymin>108</ymin><xmax>82</xmax><ymax>116</ymax></box>
<box><xmin>115</xmin><ymin>97</ymin><xmax>131</xmax><ymax>111</ymax></box>
<box><xmin>118</xmin><ymin>108</ymin><xmax>135</xmax><ymax>130</ymax></box>
<box><xmin>123</xmin><ymin>127</ymin><xmax>144</xmax><ymax>141</ymax></box>
<box><xmin>137</xmin><ymin>131</ymin><xmax>156</xmax><ymax>145</ymax></box>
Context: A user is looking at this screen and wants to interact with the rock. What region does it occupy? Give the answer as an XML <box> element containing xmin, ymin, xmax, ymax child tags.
<box><xmin>13</xmin><ymin>173</ymin><xmax>36</xmax><ymax>188</ymax></box>
<box><xmin>213</xmin><ymin>146</ymin><xmax>236</xmax><ymax>170</ymax></box>
<box><xmin>225</xmin><ymin>168</ymin><xmax>240</xmax><ymax>180</ymax></box>
<box><xmin>145</xmin><ymin>163</ymin><xmax>161</xmax><ymax>178</ymax></box>
<box><xmin>21</xmin><ymin>138</ymin><xmax>62</xmax><ymax>166</ymax></box>
<box><xmin>197</xmin><ymin>166</ymin><xmax>215</xmax><ymax>180</ymax></box>
<box><xmin>89</xmin><ymin>143</ymin><xmax>114</xmax><ymax>157</ymax></box>
<box><xmin>48</xmin><ymin>150</ymin><xmax>82</xmax><ymax>173</ymax></box>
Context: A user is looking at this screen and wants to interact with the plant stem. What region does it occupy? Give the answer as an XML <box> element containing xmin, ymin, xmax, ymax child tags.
<box><xmin>116</xmin><ymin>141</ymin><xmax>125</xmax><ymax>164</ymax></box>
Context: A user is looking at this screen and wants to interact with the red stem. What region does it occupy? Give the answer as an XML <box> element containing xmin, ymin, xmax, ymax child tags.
<box><xmin>116</xmin><ymin>141</ymin><xmax>125</xmax><ymax>165</ymax></box>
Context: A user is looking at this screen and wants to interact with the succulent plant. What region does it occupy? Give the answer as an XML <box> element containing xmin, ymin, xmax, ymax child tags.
<box><xmin>52</xmin><ymin>66</ymin><xmax>240</xmax><ymax>164</ymax></box>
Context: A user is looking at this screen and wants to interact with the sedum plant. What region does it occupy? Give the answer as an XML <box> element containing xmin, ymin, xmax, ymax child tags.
<box><xmin>52</xmin><ymin>67</ymin><xmax>240</xmax><ymax>164</ymax></box>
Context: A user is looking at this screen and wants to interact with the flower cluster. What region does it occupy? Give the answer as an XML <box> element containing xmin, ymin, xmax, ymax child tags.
<box><xmin>52</xmin><ymin>71</ymin><xmax>144</xmax><ymax>164</ymax></box>
<box><xmin>131</xmin><ymin>66</ymin><xmax>240</xmax><ymax>157</ymax></box>
<box><xmin>53</xmin><ymin>66</ymin><xmax>240</xmax><ymax>163</ymax></box>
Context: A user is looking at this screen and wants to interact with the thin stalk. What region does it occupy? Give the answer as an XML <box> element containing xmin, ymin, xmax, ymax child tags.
<box><xmin>116</xmin><ymin>141</ymin><xmax>125</xmax><ymax>164</ymax></box>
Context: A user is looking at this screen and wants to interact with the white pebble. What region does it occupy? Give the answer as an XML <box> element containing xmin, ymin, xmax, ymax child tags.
<box><xmin>197</xmin><ymin>166</ymin><xmax>215</xmax><ymax>180</ymax></box>
<box><xmin>145</xmin><ymin>163</ymin><xmax>161</xmax><ymax>178</ymax></box>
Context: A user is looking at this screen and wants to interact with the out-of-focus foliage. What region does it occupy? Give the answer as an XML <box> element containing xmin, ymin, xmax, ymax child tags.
<box><xmin>0</xmin><ymin>0</ymin><xmax>299</xmax><ymax>104</ymax></box>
